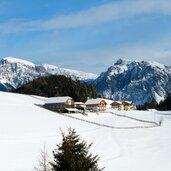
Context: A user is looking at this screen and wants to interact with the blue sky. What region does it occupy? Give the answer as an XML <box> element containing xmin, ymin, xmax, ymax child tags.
<box><xmin>0</xmin><ymin>0</ymin><xmax>171</xmax><ymax>74</ymax></box>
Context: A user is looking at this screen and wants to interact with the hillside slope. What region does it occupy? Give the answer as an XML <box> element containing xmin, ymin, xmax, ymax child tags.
<box><xmin>0</xmin><ymin>92</ymin><xmax>171</xmax><ymax>171</ymax></box>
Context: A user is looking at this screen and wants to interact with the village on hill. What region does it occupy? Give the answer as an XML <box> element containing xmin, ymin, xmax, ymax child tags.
<box><xmin>43</xmin><ymin>96</ymin><xmax>136</xmax><ymax>113</ymax></box>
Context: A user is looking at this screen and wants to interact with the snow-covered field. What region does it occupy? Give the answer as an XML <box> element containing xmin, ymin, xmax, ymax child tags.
<box><xmin>0</xmin><ymin>92</ymin><xmax>171</xmax><ymax>171</ymax></box>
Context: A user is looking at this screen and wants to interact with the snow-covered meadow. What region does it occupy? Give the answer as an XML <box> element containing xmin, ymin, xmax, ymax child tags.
<box><xmin>0</xmin><ymin>91</ymin><xmax>171</xmax><ymax>171</ymax></box>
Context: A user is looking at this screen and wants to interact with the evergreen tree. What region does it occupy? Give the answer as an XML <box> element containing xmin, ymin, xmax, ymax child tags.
<box><xmin>157</xmin><ymin>93</ymin><xmax>171</xmax><ymax>111</ymax></box>
<box><xmin>51</xmin><ymin>128</ymin><xmax>103</xmax><ymax>171</ymax></box>
<box><xmin>137</xmin><ymin>99</ymin><xmax>157</xmax><ymax>110</ymax></box>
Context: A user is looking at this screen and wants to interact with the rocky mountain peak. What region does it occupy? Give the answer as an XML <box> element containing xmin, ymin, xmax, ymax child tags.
<box><xmin>93</xmin><ymin>59</ymin><xmax>171</xmax><ymax>105</ymax></box>
<box><xmin>0</xmin><ymin>57</ymin><xmax>98</xmax><ymax>91</ymax></box>
<box><xmin>114</xmin><ymin>58</ymin><xmax>132</xmax><ymax>65</ymax></box>
<box><xmin>0</xmin><ymin>57</ymin><xmax>35</xmax><ymax>67</ymax></box>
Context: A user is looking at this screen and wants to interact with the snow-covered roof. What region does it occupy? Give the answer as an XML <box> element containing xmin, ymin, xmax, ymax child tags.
<box><xmin>74</xmin><ymin>102</ymin><xmax>85</xmax><ymax>105</ymax></box>
<box><xmin>112</xmin><ymin>101</ymin><xmax>123</xmax><ymax>105</ymax></box>
<box><xmin>45</xmin><ymin>96</ymin><xmax>72</xmax><ymax>104</ymax></box>
<box><xmin>65</xmin><ymin>108</ymin><xmax>79</xmax><ymax>112</ymax></box>
<box><xmin>103</xmin><ymin>99</ymin><xmax>114</xmax><ymax>105</ymax></box>
<box><xmin>123</xmin><ymin>101</ymin><xmax>133</xmax><ymax>104</ymax></box>
<box><xmin>85</xmin><ymin>98</ymin><xmax>106</xmax><ymax>105</ymax></box>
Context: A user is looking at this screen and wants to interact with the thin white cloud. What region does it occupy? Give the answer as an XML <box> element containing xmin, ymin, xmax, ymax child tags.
<box><xmin>0</xmin><ymin>0</ymin><xmax>171</xmax><ymax>32</ymax></box>
<box><xmin>47</xmin><ymin>36</ymin><xmax>171</xmax><ymax>73</ymax></box>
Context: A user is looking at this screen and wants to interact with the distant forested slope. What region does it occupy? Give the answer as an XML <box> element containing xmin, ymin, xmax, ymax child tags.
<box><xmin>13</xmin><ymin>75</ymin><xmax>97</xmax><ymax>102</ymax></box>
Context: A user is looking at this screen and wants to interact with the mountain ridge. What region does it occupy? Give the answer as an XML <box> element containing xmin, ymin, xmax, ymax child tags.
<box><xmin>1</xmin><ymin>56</ymin><xmax>171</xmax><ymax>105</ymax></box>
<box><xmin>93</xmin><ymin>59</ymin><xmax>171</xmax><ymax>105</ymax></box>
<box><xmin>0</xmin><ymin>56</ymin><xmax>98</xmax><ymax>91</ymax></box>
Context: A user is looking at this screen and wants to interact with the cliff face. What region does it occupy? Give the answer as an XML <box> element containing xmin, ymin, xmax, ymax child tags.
<box><xmin>93</xmin><ymin>59</ymin><xmax>171</xmax><ymax>105</ymax></box>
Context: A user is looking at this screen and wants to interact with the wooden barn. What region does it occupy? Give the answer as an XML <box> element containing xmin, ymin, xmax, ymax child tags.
<box><xmin>111</xmin><ymin>101</ymin><xmax>124</xmax><ymax>110</ymax></box>
<box><xmin>122</xmin><ymin>101</ymin><xmax>134</xmax><ymax>110</ymax></box>
<box><xmin>44</xmin><ymin>96</ymin><xmax>75</xmax><ymax>113</ymax></box>
<box><xmin>85</xmin><ymin>98</ymin><xmax>107</xmax><ymax>112</ymax></box>
<box><xmin>111</xmin><ymin>101</ymin><xmax>134</xmax><ymax>110</ymax></box>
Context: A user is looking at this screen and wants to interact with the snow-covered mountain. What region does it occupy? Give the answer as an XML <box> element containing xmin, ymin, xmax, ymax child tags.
<box><xmin>93</xmin><ymin>59</ymin><xmax>171</xmax><ymax>105</ymax></box>
<box><xmin>1</xmin><ymin>57</ymin><xmax>171</xmax><ymax>105</ymax></box>
<box><xmin>0</xmin><ymin>57</ymin><xmax>98</xmax><ymax>91</ymax></box>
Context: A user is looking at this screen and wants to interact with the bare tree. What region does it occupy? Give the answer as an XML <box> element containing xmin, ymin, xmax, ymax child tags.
<box><xmin>34</xmin><ymin>145</ymin><xmax>51</xmax><ymax>171</ymax></box>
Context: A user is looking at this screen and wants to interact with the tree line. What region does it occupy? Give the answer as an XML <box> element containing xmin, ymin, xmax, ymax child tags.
<box><xmin>137</xmin><ymin>94</ymin><xmax>171</xmax><ymax>111</ymax></box>
<box><xmin>13</xmin><ymin>75</ymin><xmax>98</xmax><ymax>102</ymax></box>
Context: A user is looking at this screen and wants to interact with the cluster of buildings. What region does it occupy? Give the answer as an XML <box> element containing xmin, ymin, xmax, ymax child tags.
<box><xmin>44</xmin><ymin>96</ymin><xmax>135</xmax><ymax>113</ymax></box>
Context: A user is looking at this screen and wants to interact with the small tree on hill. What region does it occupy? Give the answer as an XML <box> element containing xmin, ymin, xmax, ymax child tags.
<box><xmin>34</xmin><ymin>145</ymin><xmax>51</xmax><ymax>171</ymax></box>
<box><xmin>50</xmin><ymin>128</ymin><xmax>103</xmax><ymax>171</ymax></box>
